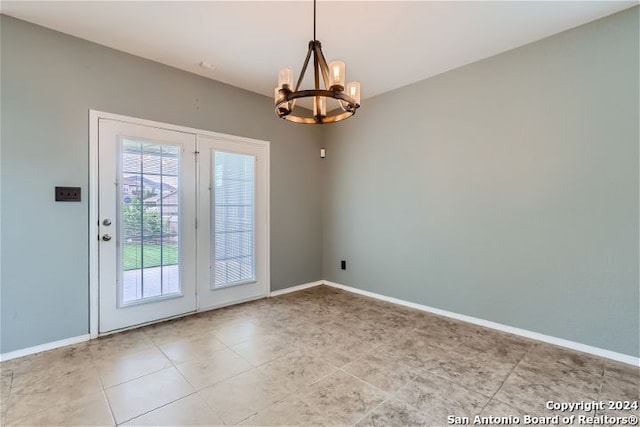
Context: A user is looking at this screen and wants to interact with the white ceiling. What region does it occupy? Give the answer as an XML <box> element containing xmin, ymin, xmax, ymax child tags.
<box><xmin>2</xmin><ymin>1</ymin><xmax>637</xmax><ymax>100</ymax></box>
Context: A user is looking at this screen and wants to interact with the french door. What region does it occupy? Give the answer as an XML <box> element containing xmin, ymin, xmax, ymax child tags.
<box><xmin>95</xmin><ymin>113</ymin><xmax>269</xmax><ymax>334</ymax></box>
<box><xmin>98</xmin><ymin>119</ymin><xmax>197</xmax><ymax>333</ymax></box>
<box><xmin>196</xmin><ymin>135</ymin><xmax>269</xmax><ymax>310</ymax></box>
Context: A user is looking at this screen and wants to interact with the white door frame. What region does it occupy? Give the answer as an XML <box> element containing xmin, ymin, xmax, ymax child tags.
<box><xmin>89</xmin><ymin>110</ymin><xmax>270</xmax><ymax>338</ymax></box>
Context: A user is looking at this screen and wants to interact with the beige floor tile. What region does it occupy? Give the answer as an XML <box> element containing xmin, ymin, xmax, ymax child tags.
<box><xmin>3</xmin><ymin>286</ymin><xmax>627</xmax><ymax>427</ymax></box>
<box><xmin>480</xmin><ymin>399</ymin><xmax>527</xmax><ymax>418</ymax></box>
<box><xmin>89</xmin><ymin>329</ymin><xmax>155</xmax><ymax>360</ymax></box>
<box><xmin>1</xmin><ymin>369</ymin><xmax>13</xmax><ymax>422</ymax></box>
<box><xmin>422</xmin><ymin>351</ymin><xmax>517</xmax><ymax>397</ymax></box>
<box><xmin>312</xmin><ymin>347</ymin><xmax>356</xmax><ymax>370</ymax></box>
<box><xmin>203</xmin><ymin>307</ymin><xmax>253</xmax><ymax>328</ymax></box>
<box><xmin>1</xmin><ymin>368</ymin><xmax>12</xmax><ymax>389</ymax></box>
<box><xmin>379</xmin><ymin>338</ymin><xmax>509</xmax><ymax>398</ymax></box>
<box><xmin>403</xmin><ymin>322</ymin><xmax>466</xmax><ymax>352</ymax></box>
<box><xmin>238</xmin><ymin>396</ymin><xmax>327</xmax><ymax>427</ymax></box>
<box><xmin>378</xmin><ymin>338</ymin><xmax>451</xmax><ymax>372</ymax></box>
<box><xmin>459</xmin><ymin>331</ymin><xmax>533</xmax><ymax>365</ymax></box>
<box><xmin>298</xmin><ymin>370</ymin><xmax>386</xmax><ymax>425</ymax></box>
<box><xmin>157</xmin><ymin>334</ymin><xmax>227</xmax><ymax>365</ymax></box>
<box><xmin>344</xmin><ymin>321</ymin><xmax>400</xmax><ymax>347</ymax></box>
<box><xmin>9</xmin><ymin>358</ymin><xmax>96</xmax><ymax>397</ymax></box>
<box><xmin>343</xmin><ymin>351</ymin><xmax>416</xmax><ymax>393</ymax></box>
<box><xmin>355</xmin><ymin>398</ymin><xmax>429</xmax><ymax>427</ymax></box>
<box><xmin>250</xmin><ymin>312</ymin><xmax>305</xmax><ymax>333</ymax></box>
<box><xmin>258</xmin><ymin>350</ymin><xmax>336</xmax><ymax>391</ymax></box>
<box><xmin>513</xmin><ymin>353</ymin><xmax>603</xmax><ymax>397</ymax></box>
<box><xmin>7</xmin><ymin>391</ymin><xmax>114</xmax><ymax>427</ymax></box>
<box><xmin>105</xmin><ymin>367</ymin><xmax>194</xmax><ymax>424</ymax></box>
<box><xmin>231</xmin><ymin>335</ymin><xmax>296</xmax><ymax>366</ymax></box>
<box><xmin>198</xmin><ymin>368</ymin><xmax>292</xmax><ymax>425</ymax></box>
<box><xmin>2</xmin><ymin>344</ymin><xmax>93</xmax><ymax>377</ymax></box>
<box><xmin>122</xmin><ymin>393</ymin><xmax>224</xmax><ymax>426</ymax></box>
<box><xmin>367</xmin><ymin>311</ymin><xmax>418</xmax><ymax>333</ymax></box>
<box><xmin>492</xmin><ymin>368</ymin><xmax>597</xmax><ymax>416</ymax></box>
<box><xmin>9</xmin><ymin>362</ymin><xmax>98</xmax><ymax>395</ymax></box>
<box><xmin>599</xmin><ymin>374</ymin><xmax>640</xmax><ymax>401</ymax></box>
<box><xmin>94</xmin><ymin>346</ymin><xmax>172</xmax><ymax>388</ymax></box>
<box><xmin>143</xmin><ymin>317</ymin><xmax>215</xmax><ymax>346</ymax></box>
<box><xmin>298</xmin><ymin>331</ymin><xmax>378</xmax><ymax>368</ymax></box>
<box><xmin>604</xmin><ymin>360</ymin><xmax>640</xmax><ymax>385</ymax></box>
<box><xmin>176</xmin><ymin>347</ymin><xmax>252</xmax><ymax>390</ymax></box>
<box><xmin>524</xmin><ymin>343</ymin><xmax>606</xmax><ymax>376</ymax></box>
<box><xmin>596</xmin><ymin>371</ymin><xmax>639</xmax><ymax>420</ymax></box>
<box><xmin>212</xmin><ymin>320</ymin><xmax>263</xmax><ymax>346</ymax></box>
<box><xmin>6</xmin><ymin>365</ymin><xmax>104</xmax><ymax>425</ymax></box>
<box><xmin>395</xmin><ymin>371</ymin><xmax>489</xmax><ymax>425</ymax></box>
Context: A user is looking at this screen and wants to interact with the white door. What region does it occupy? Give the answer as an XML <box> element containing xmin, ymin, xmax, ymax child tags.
<box><xmin>197</xmin><ymin>135</ymin><xmax>270</xmax><ymax>310</ymax></box>
<box><xmin>98</xmin><ymin>119</ymin><xmax>197</xmax><ymax>333</ymax></box>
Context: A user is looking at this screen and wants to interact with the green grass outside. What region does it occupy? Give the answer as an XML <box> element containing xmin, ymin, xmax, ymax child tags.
<box><xmin>123</xmin><ymin>244</ymin><xmax>178</xmax><ymax>270</ymax></box>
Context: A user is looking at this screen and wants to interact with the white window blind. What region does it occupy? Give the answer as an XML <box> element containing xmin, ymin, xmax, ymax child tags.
<box><xmin>213</xmin><ymin>151</ymin><xmax>256</xmax><ymax>288</ymax></box>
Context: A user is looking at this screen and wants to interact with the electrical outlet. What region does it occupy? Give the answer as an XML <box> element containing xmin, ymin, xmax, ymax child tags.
<box><xmin>341</xmin><ymin>260</ymin><xmax>346</xmax><ymax>270</ymax></box>
<box><xmin>55</xmin><ymin>186</ymin><xmax>81</xmax><ymax>202</ymax></box>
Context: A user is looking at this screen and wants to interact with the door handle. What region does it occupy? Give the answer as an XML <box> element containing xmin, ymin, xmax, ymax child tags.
<box><xmin>102</xmin><ymin>234</ymin><xmax>112</xmax><ymax>242</ymax></box>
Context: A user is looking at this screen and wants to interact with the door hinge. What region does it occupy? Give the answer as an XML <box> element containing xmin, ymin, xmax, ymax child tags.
<box><xmin>195</xmin><ymin>218</ymin><xmax>198</xmax><ymax>229</ymax></box>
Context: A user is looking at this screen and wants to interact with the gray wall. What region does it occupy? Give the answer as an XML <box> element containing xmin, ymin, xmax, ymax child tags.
<box><xmin>323</xmin><ymin>7</ymin><xmax>639</xmax><ymax>357</ymax></box>
<box><xmin>0</xmin><ymin>15</ymin><xmax>323</xmax><ymax>354</ymax></box>
<box><xmin>2</xmin><ymin>7</ymin><xmax>639</xmax><ymax>358</ymax></box>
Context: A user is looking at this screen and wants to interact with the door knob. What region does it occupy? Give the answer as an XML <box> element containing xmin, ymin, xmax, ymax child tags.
<box><xmin>102</xmin><ymin>234</ymin><xmax>112</xmax><ymax>242</ymax></box>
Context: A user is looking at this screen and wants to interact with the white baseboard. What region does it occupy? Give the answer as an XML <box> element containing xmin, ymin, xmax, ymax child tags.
<box><xmin>0</xmin><ymin>334</ymin><xmax>91</xmax><ymax>362</ymax></box>
<box><xmin>322</xmin><ymin>281</ymin><xmax>639</xmax><ymax>367</ymax></box>
<box><xmin>269</xmin><ymin>280</ymin><xmax>324</xmax><ymax>297</ymax></box>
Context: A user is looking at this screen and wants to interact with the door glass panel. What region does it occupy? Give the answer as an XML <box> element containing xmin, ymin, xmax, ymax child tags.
<box><xmin>213</xmin><ymin>152</ymin><xmax>255</xmax><ymax>288</ymax></box>
<box><xmin>120</xmin><ymin>139</ymin><xmax>181</xmax><ymax>304</ymax></box>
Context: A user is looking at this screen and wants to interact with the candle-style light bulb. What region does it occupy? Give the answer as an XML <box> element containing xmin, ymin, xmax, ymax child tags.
<box><xmin>274</xmin><ymin>88</ymin><xmax>281</xmax><ymax>105</ymax></box>
<box><xmin>278</xmin><ymin>68</ymin><xmax>293</xmax><ymax>90</ymax></box>
<box><xmin>313</xmin><ymin>96</ymin><xmax>327</xmax><ymax>118</ymax></box>
<box><xmin>346</xmin><ymin>82</ymin><xmax>361</xmax><ymax>106</ymax></box>
<box><xmin>328</xmin><ymin>61</ymin><xmax>345</xmax><ymax>90</ymax></box>
<box><xmin>275</xmin><ymin>87</ymin><xmax>291</xmax><ymax>113</ymax></box>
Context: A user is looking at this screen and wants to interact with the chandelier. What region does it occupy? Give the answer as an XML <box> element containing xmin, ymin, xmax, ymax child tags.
<box><xmin>274</xmin><ymin>0</ymin><xmax>361</xmax><ymax>124</ymax></box>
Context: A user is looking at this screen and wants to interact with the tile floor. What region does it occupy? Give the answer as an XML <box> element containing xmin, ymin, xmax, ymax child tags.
<box><xmin>1</xmin><ymin>285</ymin><xmax>638</xmax><ymax>426</ymax></box>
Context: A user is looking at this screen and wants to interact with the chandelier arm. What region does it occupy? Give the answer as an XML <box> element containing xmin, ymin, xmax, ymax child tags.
<box><xmin>313</xmin><ymin>48</ymin><xmax>320</xmax><ymax>91</ymax></box>
<box><xmin>313</xmin><ymin>48</ymin><xmax>322</xmax><ymax>122</ymax></box>
<box><xmin>289</xmin><ymin>43</ymin><xmax>313</xmax><ymax>111</ymax></box>
<box><xmin>314</xmin><ymin>44</ymin><xmax>332</xmax><ymax>90</ymax></box>
<box><xmin>294</xmin><ymin>44</ymin><xmax>313</xmax><ymax>93</ymax></box>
